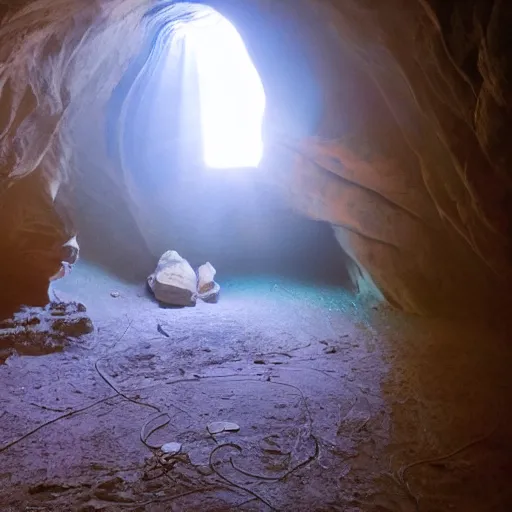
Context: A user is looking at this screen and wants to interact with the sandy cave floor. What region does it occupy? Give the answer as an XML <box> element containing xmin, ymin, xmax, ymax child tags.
<box><xmin>1</xmin><ymin>261</ymin><xmax>512</xmax><ymax>512</ymax></box>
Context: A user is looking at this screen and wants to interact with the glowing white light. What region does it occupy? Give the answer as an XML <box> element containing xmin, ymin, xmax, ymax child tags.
<box><xmin>180</xmin><ymin>10</ymin><xmax>266</xmax><ymax>169</ymax></box>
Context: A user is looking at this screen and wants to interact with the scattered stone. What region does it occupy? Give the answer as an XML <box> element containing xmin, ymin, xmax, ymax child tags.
<box><xmin>197</xmin><ymin>262</ymin><xmax>220</xmax><ymax>303</ymax></box>
<box><xmin>148</xmin><ymin>251</ymin><xmax>197</xmax><ymax>307</ymax></box>
<box><xmin>110</xmin><ymin>291</ymin><xmax>120</xmax><ymax>298</ymax></box>
<box><xmin>324</xmin><ymin>346</ymin><xmax>337</xmax><ymax>354</ymax></box>
<box><xmin>53</xmin><ymin>317</ymin><xmax>94</xmax><ymax>337</ymax></box>
<box><xmin>207</xmin><ymin>421</ymin><xmax>240</xmax><ymax>434</ymax></box>
<box><xmin>50</xmin><ymin>301</ymin><xmax>87</xmax><ymax>314</ymax></box>
<box><xmin>197</xmin><ymin>262</ymin><xmax>216</xmax><ymax>293</ymax></box>
<box><xmin>49</xmin><ymin>236</ymin><xmax>80</xmax><ymax>283</ymax></box>
<box><xmin>198</xmin><ymin>282</ymin><xmax>220</xmax><ymax>303</ymax></box>
<box><xmin>161</xmin><ymin>442</ymin><xmax>182</xmax><ymax>455</ymax></box>
<box><xmin>196</xmin><ymin>465</ymin><xmax>214</xmax><ymax>476</ymax></box>
<box><xmin>254</xmin><ymin>359</ymin><xmax>266</xmax><ymax>365</ymax></box>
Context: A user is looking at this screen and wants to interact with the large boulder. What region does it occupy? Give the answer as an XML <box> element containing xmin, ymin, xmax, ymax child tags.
<box><xmin>148</xmin><ymin>251</ymin><xmax>197</xmax><ymax>307</ymax></box>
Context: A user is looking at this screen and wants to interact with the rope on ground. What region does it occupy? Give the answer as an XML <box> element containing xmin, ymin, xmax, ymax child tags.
<box><xmin>209</xmin><ymin>443</ymin><xmax>279</xmax><ymax>512</ymax></box>
<box><xmin>95</xmin><ymin>358</ymin><xmax>160</xmax><ymax>412</ymax></box>
<box><xmin>394</xmin><ymin>421</ymin><xmax>500</xmax><ymax>510</ymax></box>
<box><xmin>140</xmin><ymin>412</ymin><xmax>171</xmax><ymax>449</ymax></box>
<box><xmin>0</xmin><ymin>394</ymin><xmax>118</xmax><ymax>453</ymax></box>
<box><xmin>230</xmin><ymin>435</ymin><xmax>319</xmax><ymax>482</ymax></box>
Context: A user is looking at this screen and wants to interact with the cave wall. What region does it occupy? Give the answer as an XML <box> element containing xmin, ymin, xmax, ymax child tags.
<box><xmin>318</xmin><ymin>0</ymin><xmax>512</xmax><ymax>315</ymax></box>
<box><xmin>0</xmin><ymin>0</ymin><xmax>150</xmax><ymax>309</ymax></box>
<box><xmin>206</xmin><ymin>0</ymin><xmax>512</xmax><ymax>315</ymax></box>
<box><xmin>0</xmin><ymin>0</ymin><xmax>511</xmax><ymax>317</ymax></box>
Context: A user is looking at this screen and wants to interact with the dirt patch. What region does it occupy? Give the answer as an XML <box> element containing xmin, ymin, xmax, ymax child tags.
<box><xmin>0</xmin><ymin>301</ymin><xmax>93</xmax><ymax>363</ymax></box>
<box><xmin>1</xmin><ymin>262</ymin><xmax>511</xmax><ymax>511</ymax></box>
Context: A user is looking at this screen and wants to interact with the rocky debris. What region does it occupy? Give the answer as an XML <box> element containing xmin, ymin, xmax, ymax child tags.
<box><xmin>49</xmin><ymin>236</ymin><xmax>80</xmax><ymax>282</ymax></box>
<box><xmin>197</xmin><ymin>262</ymin><xmax>220</xmax><ymax>303</ymax></box>
<box><xmin>0</xmin><ymin>301</ymin><xmax>93</xmax><ymax>362</ymax></box>
<box><xmin>207</xmin><ymin>421</ymin><xmax>240</xmax><ymax>435</ymax></box>
<box><xmin>147</xmin><ymin>251</ymin><xmax>197</xmax><ymax>307</ymax></box>
<box><xmin>197</xmin><ymin>262</ymin><xmax>216</xmax><ymax>293</ymax></box>
<box><xmin>161</xmin><ymin>442</ymin><xmax>182</xmax><ymax>455</ymax></box>
<box><xmin>198</xmin><ymin>281</ymin><xmax>220</xmax><ymax>303</ymax></box>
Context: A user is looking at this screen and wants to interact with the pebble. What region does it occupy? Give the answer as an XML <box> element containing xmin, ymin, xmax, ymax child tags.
<box><xmin>207</xmin><ymin>421</ymin><xmax>240</xmax><ymax>434</ymax></box>
<box><xmin>161</xmin><ymin>442</ymin><xmax>182</xmax><ymax>455</ymax></box>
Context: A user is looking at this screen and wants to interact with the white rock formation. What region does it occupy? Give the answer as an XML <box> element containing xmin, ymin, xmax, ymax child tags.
<box><xmin>197</xmin><ymin>262</ymin><xmax>216</xmax><ymax>293</ymax></box>
<box><xmin>197</xmin><ymin>262</ymin><xmax>220</xmax><ymax>303</ymax></box>
<box><xmin>148</xmin><ymin>250</ymin><xmax>197</xmax><ymax>307</ymax></box>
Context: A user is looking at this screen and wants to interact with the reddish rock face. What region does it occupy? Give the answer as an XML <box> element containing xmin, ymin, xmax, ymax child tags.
<box><xmin>0</xmin><ymin>0</ymin><xmax>510</xmax><ymax>317</ymax></box>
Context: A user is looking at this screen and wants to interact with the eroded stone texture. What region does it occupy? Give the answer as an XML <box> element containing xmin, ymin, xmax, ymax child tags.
<box><xmin>0</xmin><ymin>301</ymin><xmax>93</xmax><ymax>362</ymax></box>
<box><xmin>260</xmin><ymin>0</ymin><xmax>512</xmax><ymax>315</ymax></box>
<box><xmin>0</xmin><ymin>0</ymin><xmax>511</xmax><ymax>317</ymax></box>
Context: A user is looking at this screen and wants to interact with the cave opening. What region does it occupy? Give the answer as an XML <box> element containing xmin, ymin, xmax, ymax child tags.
<box><xmin>177</xmin><ymin>6</ymin><xmax>266</xmax><ymax>169</ymax></box>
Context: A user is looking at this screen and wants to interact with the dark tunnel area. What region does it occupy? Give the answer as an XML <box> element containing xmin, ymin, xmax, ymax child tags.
<box><xmin>1</xmin><ymin>1</ymin><xmax>512</xmax><ymax>511</ymax></box>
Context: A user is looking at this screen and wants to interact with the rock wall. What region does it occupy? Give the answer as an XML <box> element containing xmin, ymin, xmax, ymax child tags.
<box><xmin>251</xmin><ymin>0</ymin><xmax>512</xmax><ymax>315</ymax></box>
<box><xmin>0</xmin><ymin>0</ymin><xmax>511</xmax><ymax>317</ymax></box>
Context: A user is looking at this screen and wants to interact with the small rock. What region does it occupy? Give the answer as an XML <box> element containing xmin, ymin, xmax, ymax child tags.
<box><xmin>197</xmin><ymin>262</ymin><xmax>220</xmax><ymax>303</ymax></box>
<box><xmin>196</xmin><ymin>465</ymin><xmax>214</xmax><ymax>476</ymax></box>
<box><xmin>23</xmin><ymin>316</ymin><xmax>41</xmax><ymax>326</ymax></box>
<box><xmin>207</xmin><ymin>421</ymin><xmax>240</xmax><ymax>434</ymax></box>
<box><xmin>198</xmin><ymin>282</ymin><xmax>220</xmax><ymax>304</ymax></box>
<box><xmin>148</xmin><ymin>251</ymin><xmax>197</xmax><ymax>307</ymax></box>
<box><xmin>197</xmin><ymin>262</ymin><xmax>216</xmax><ymax>293</ymax></box>
<box><xmin>161</xmin><ymin>442</ymin><xmax>182</xmax><ymax>455</ymax></box>
<box><xmin>253</xmin><ymin>359</ymin><xmax>266</xmax><ymax>365</ymax></box>
<box><xmin>323</xmin><ymin>346</ymin><xmax>337</xmax><ymax>354</ymax></box>
<box><xmin>110</xmin><ymin>292</ymin><xmax>120</xmax><ymax>298</ymax></box>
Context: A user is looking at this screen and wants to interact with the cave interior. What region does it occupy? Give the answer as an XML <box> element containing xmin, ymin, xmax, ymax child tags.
<box><xmin>1</xmin><ymin>1</ymin><xmax>512</xmax><ymax>510</ymax></box>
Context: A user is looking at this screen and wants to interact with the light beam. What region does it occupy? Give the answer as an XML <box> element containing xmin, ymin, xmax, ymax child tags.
<box><xmin>179</xmin><ymin>10</ymin><xmax>266</xmax><ymax>169</ymax></box>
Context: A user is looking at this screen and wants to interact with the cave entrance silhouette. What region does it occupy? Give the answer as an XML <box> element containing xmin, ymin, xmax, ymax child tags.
<box><xmin>175</xmin><ymin>7</ymin><xmax>266</xmax><ymax>169</ymax></box>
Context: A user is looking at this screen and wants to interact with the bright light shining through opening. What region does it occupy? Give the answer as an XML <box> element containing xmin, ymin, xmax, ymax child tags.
<box><xmin>178</xmin><ymin>10</ymin><xmax>266</xmax><ymax>169</ymax></box>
